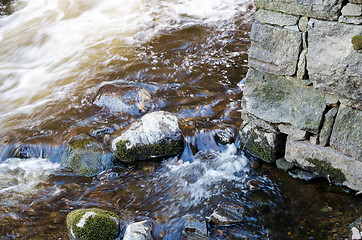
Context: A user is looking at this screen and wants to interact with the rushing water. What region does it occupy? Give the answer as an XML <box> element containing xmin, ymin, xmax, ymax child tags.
<box><xmin>0</xmin><ymin>0</ymin><xmax>361</xmax><ymax>239</ymax></box>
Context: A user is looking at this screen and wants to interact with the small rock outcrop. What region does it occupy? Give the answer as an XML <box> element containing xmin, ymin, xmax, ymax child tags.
<box><xmin>123</xmin><ymin>220</ymin><xmax>153</xmax><ymax>240</ymax></box>
<box><xmin>66</xmin><ymin>208</ymin><xmax>120</xmax><ymax>240</ymax></box>
<box><xmin>61</xmin><ymin>134</ymin><xmax>115</xmax><ymax>176</ymax></box>
<box><xmin>93</xmin><ymin>84</ymin><xmax>153</xmax><ymax>116</ymax></box>
<box><xmin>111</xmin><ymin>111</ymin><xmax>184</xmax><ymax>162</ymax></box>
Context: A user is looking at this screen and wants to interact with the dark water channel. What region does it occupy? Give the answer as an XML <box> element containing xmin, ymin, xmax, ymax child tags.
<box><xmin>0</xmin><ymin>0</ymin><xmax>361</xmax><ymax>239</ymax></box>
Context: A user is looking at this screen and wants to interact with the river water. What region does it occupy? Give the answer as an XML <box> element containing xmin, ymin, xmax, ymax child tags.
<box><xmin>0</xmin><ymin>0</ymin><xmax>361</xmax><ymax>239</ymax></box>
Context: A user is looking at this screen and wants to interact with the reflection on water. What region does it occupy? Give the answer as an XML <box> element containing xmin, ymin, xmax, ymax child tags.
<box><xmin>0</xmin><ymin>0</ymin><xmax>361</xmax><ymax>239</ymax></box>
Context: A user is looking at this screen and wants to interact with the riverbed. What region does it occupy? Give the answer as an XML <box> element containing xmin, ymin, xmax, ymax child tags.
<box><xmin>0</xmin><ymin>0</ymin><xmax>361</xmax><ymax>239</ymax></box>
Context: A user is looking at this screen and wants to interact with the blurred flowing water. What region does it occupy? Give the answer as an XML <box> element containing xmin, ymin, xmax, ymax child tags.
<box><xmin>0</xmin><ymin>0</ymin><xmax>361</xmax><ymax>239</ymax></box>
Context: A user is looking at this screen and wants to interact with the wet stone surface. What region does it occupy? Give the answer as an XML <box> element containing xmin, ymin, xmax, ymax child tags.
<box><xmin>0</xmin><ymin>1</ymin><xmax>361</xmax><ymax>239</ymax></box>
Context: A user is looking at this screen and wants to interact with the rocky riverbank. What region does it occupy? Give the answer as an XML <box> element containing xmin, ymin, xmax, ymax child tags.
<box><xmin>240</xmin><ymin>0</ymin><xmax>362</xmax><ymax>192</ymax></box>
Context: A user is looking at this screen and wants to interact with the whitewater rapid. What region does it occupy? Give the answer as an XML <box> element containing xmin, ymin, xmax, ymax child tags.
<box><xmin>0</xmin><ymin>0</ymin><xmax>252</xmax><ymax>132</ymax></box>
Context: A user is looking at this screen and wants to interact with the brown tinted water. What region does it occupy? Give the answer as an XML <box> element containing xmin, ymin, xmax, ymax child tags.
<box><xmin>0</xmin><ymin>0</ymin><xmax>361</xmax><ymax>239</ymax></box>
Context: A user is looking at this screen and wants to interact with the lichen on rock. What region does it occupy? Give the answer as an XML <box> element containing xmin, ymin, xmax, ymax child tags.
<box><xmin>66</xmin><ymin>208</ymin><xmax>120</xmax><ymax>240</ymax></box>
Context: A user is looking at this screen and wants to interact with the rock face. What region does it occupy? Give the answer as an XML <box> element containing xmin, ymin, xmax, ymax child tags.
<box><xmin>93</xmin><ymin>84</ymin><xmax>153</xmax><ymax>116</ymax></box>
<box><xmin>243</xmin><ymin>68</ymin><xmax>326</xmax><ymax>133</ymax></box>
<box><xmin>61</xmin><ymin>134</ymin><xmax>115</xmax><ymax>176</ymax></box>
<box><xmin>111</xmin><ymin>111</ymin><xmax>184</xmax><ymax>162</ymax></box>
<box><xmin>307</xmin><ymin>19</ymin><xmax>362</xmax><ymax>108</ymax></box>
<box><xmin>248</xmin><ymin>22</ymin><xmax>302</xmax><ymax>76</ymax></box>
<box><xmin>240</xmin><ymin>3</ymin><xmax>362</xmax><ymax>191</ymax></box>
<box><xmin>66</xmin><ymin>208</ymin><xmax>120</xmax><ymax>240</ymax></box>
<box><xmin>123</xmin><ymin>220</ymin><xmax>153</xmax><ymax>240</ymax></box>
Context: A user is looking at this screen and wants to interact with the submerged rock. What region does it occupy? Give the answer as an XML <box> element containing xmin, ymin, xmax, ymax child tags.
<box><xmin>93</xmin><ymin>84</ymin><xmax>153</xmax><ymax>116</ymax></box>
<box><xmin>276</xmin><ymin>157</ymin><xmax>294</xmax><ymax>171</ymax></box>
<box><xmin>209</xmin><ymin>204</ymin><xmax>245</xmax><ymax>226</ymax></box>
<box><xmin>288</xmin><ymin>169</ymin><xmax>318</xmax><ymax>181</ymax></box>
<box><xmin>61</xmin><ymin>134</ymin><xmax>115</xmax><ymax>176</ymax></box>
<box><xmin>66</xmin><ymin>208</ymin><xmax>120</xmax><ymax>240</ymax></box>
<box><xmin>111</xmin><ymin>111</ymin><xmax>184</xmax><ymax>162</ymax></box>
<box><xmin>123</xmin><ymin>220</ymin><xmax>153</xmax><ymax>240</ymax></box>
<box><xmin>212</xmin><ymin>127</ymin><xmax>234</xmax><ymax>145</ymax></box>
<box><xmin>182</xmin><ymin>216</ymin><xmax>209</xmax><ymax>240</ymax></box>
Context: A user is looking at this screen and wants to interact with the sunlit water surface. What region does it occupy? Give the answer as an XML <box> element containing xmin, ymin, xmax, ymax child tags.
<box><xmin>0</xmin><ymin>0</ymin><xmax>361</xmax><ymax>239</ymax></box>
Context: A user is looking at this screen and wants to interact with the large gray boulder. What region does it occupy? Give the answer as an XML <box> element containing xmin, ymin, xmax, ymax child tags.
<box><xmin>61</xmin><ymin>134</ymin><xmax>115</xmax><ymax>176</ymax></box>
<box><xmin>254</xmin><ymin>0</ymin><xmax>343</xmax><ymax>20</ymax></box>
<box><xmin>248</xmin><ymin>21</ymin><xmax>302</xmax><ymax>76</ymax></box>
<box><xmin>111</xmin><ymin>111</ymin><xmax>184</xmax><ymax>162</ymax></box>
<box><xmin>307</xmin><ymin>19</ymin><xmax>362</xmax><ymax>108</ymax></box>
<box><xmin>242</xmin><ymin>68</ymin><xmax>326</xmax><ymax>133</ymax></box>
<box><xmin>93</xmin><ymin>84</ymin><xmax>153</xmax><ymax>116</ymax></box>
<box><xmin>66</xmin><ymin>208</ymin><xmax>120</xmax><ymax>240</ymax></box>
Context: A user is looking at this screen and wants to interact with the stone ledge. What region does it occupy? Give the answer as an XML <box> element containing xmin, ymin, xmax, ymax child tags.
<box><xmin>254</xmin><ymin>0</ymin><xmax>343</xmax><ymax>21</ymax></box>
<box><xmin>285</xmin><ymin>136</ymin><xmax>362</xmax><ymax>192</ymax></box>
<box><xmin>254</xmin><ymin>9</ymin><xmax>300</xmax><ymax>27</ymax></box>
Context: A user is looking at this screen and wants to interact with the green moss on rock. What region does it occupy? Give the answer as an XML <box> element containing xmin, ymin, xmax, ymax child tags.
<box><xmin>307</xmin><ymin>158</ymin><xmax>346</xmax><ymax>184</ymax></box>
<box><xmin>66</xmin><ymin>208</ymin><xmax>120</xmax><ymax>240</ymax></box>
<box><xmin>61</xmin><ymin>134</ymin><xmax>115</xmax><ymax>176</ymax></box>
<box><xmin>114</xmin><ymin>138</ymin><xmax>184</xmax><ymax>162</ymax></box>
<box><xmin>351</xmin><ymin>35</ymin><xmax>362</xmax><ymax>50</ymax></box>
<box><xmin>247</xmin><ymin>140</ymin><xmax>277</xmax><ymax>163</ymax></box>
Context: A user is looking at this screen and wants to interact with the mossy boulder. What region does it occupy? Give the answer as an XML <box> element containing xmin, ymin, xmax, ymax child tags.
<box><xmin>61</xmin><ymin>134</ymin><xmax>115</xmax><ymax>176</ymax></box>
<box><xmin>111</xmin><ymin>111</ymin><xmax>184</xmax><ymax>162</ymax></box>
<box><xmin>66</xmin><ymin>208</ymin><xmax>120</xmax><ymax>240</ymax></box>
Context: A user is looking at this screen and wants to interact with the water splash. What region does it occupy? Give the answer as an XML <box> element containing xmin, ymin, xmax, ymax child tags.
<box><xmin>0</xmin><ymin>157</ymin><xmax>60</xmax><ymax>205</ymax></box>
<box><xmin>148</xmin><ymin>144</ymin><xmax>249</xmax><ymax>219</ymax></box>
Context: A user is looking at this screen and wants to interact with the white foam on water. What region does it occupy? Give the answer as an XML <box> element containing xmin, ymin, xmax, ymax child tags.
<box><xmin>0</xmin><ymin>158</ymin><xmax>60</xmax><ymax>197</ymax></box>
<box><xmin>0</xmin><ymin>0</ymin><xmax>252</xmax><ymax>130</ymax></box>
<box><xmin>158</xmin><ymin>144</ymin><xmax>248</xmax><ymax>207</ymax></box>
